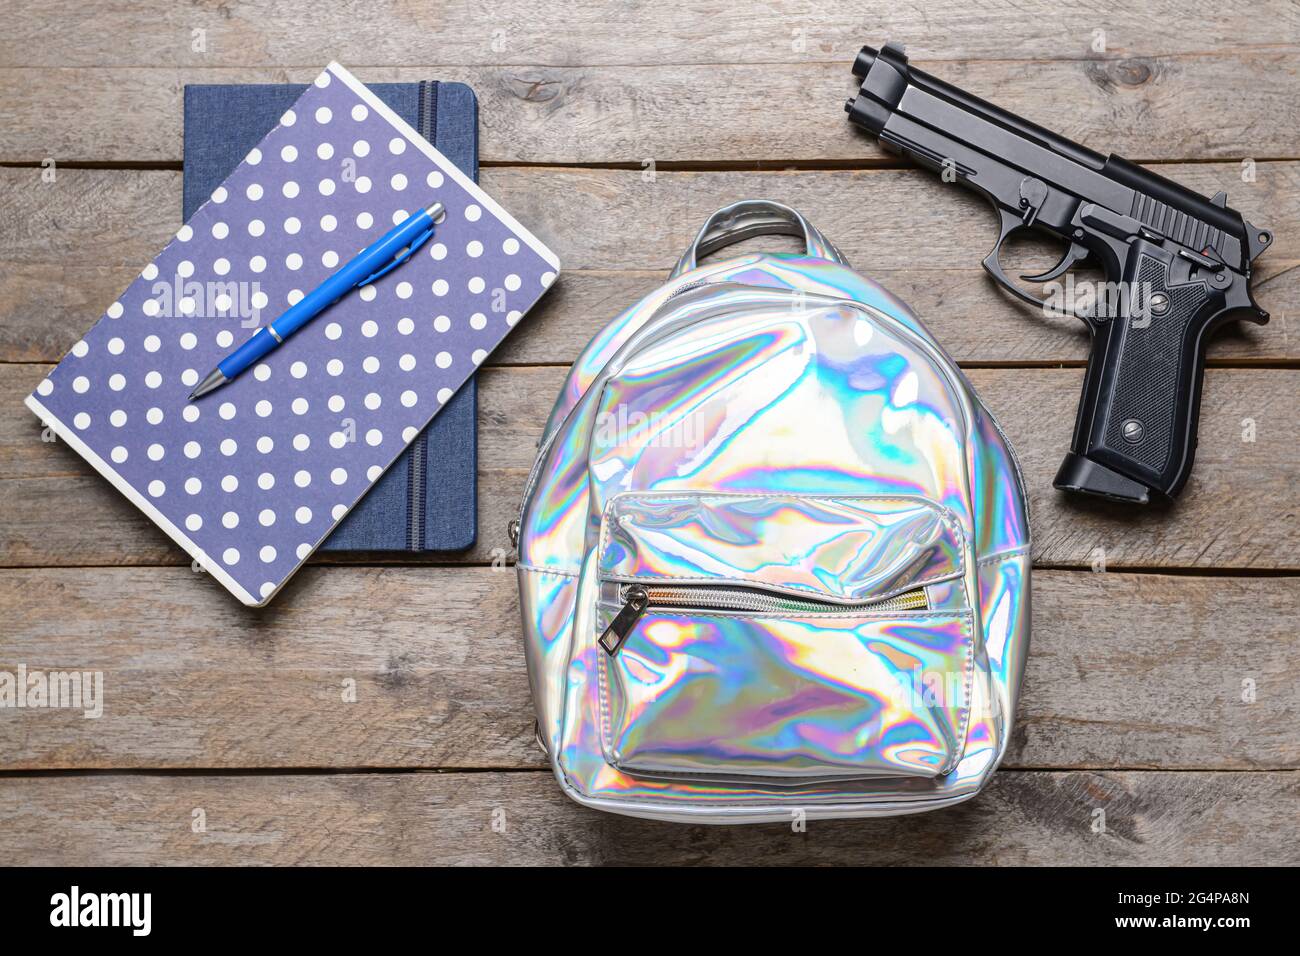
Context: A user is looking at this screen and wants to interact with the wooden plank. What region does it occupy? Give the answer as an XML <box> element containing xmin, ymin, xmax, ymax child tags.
<box><xmin>0</xmin><ymin>769</ymin><xmax>1292</xmax><ymax>865</ymax></box>
<box><xmin>500</xmin><ymin>266</ymin><xmax>1300</xmax><ymax>368</ymax></box>
<box><xmin>0</xmin><ymin>565</ymin><xmax>1294</xmax><ymax>771</ymax></box>
<box><xmin>9</xmin><ymin>262</ymin><xmax>1299</xmax><ymax>368</ymax></box>
<box><xmin>3</xmin><ymin>363</ymin><xmax>1297</xmax><ymax>569</ymax></box>
<box><xmin>13</xmin><ymin>166</ymin><xmax>1295</xmax><ymax>275</ymax></box>
<box><xmin>3</xmin><ymin>167</ymin><xmax>1297</xmax><ymax>365</ymax></box>
<box><xmin>6</xmin><ymin>0</ymin><xmax>1298</xmax><ymax>68</ymax></box>
<box><xmin>2</xmin><ymin>54</ymin><xmax>1298</xmax><ymax>164</ymax></box>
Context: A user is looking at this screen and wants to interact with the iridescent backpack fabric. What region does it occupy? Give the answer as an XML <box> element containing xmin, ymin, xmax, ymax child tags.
<box><xmin>514</xmin><ymin>200</ymin><xmax>1031</xmax><ymax>823</ymax></box>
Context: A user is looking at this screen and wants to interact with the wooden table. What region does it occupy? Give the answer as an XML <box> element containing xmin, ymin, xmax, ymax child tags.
<box><xmin>1</xmin><ymin>2</ymin><xmax>1296</xmax><ymax>865</ymax></box>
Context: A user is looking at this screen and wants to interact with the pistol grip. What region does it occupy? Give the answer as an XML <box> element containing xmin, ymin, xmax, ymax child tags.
<box><xmin>1056</xmin><ymin>243</ymin><xmax>1216</xmax><ymax>502</ymax></box>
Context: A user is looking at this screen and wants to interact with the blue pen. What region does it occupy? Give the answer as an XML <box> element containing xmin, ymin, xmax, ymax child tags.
<box><xmin>188</xmin><ymin>200</ymin><xmax>445</xmax><ymax>400</ymax></box>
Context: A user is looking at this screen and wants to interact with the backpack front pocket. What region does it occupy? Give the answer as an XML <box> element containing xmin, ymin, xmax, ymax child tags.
<box><xmin>595</xmin><ymin>493</ymin><xmax>974</xmax><ymax>783</ymax></box>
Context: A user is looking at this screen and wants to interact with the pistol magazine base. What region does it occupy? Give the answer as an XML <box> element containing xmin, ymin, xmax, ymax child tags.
<box><xmin>1054</xmin><ymin>452</ymin><xmax>1152</xmax><ymax>504</ymax></box>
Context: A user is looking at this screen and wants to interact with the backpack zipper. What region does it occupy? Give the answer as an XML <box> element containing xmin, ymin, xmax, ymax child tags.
<box><xmin>599</xmin><ymin>583</ymin><xmax>929</xmax><ymax>655</ymax></box>
<box><xmin>664</xmin><ymin>279</ymin><xmax>711</xmax><ymax>300</ymax></box>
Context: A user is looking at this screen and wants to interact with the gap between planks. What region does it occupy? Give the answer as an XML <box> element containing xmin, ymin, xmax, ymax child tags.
<box><xmin>0</xmin><ymin>559</ymin><xmax>1295</xmax><ymax>578</ymax></box>
<box><xmin>0</xmin><ymin>766</ymin><xmax>1289</xmax><ymax>778</ymax></box>
<box><xmin>5</xmin><ymin>157</ymin><xmax>1300</xmax><ymax>173</ymax></box>
<box><xmin>3</xmin><ymin>359</ymin><xmax>1299</xmax><ymax>370</ymax></box>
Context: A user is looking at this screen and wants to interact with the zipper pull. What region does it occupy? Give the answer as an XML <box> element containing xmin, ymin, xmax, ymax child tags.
<box><xmin>598</xmin><ymin>585</ymin><xmax>648</xmax><ymax>656</ymax></box>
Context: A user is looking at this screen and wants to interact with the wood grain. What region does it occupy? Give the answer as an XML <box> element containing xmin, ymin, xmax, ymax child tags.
<box><xmin>2</xmin><ymin>167</ymin><xmax>1297</xmax><ymax>366</ymax></box>
<box><xmin>0</xmin><ymin>565</ymin><xmax>1294</xmax><ymax>772</ymax></box>
<box><xmin>4</xmin><ymin>363</ymin><xmax>1297</xmax><ymax>570</ymax></box>
<box><xmin>9</xmin><ymin>262</ymin><xmax>1299</xmax><ymax>368</ymax></box>
<box><xmin>0</xmin><ymin>769</ymin><xmax>1293</xmax><ymax>865</ymax></box>
<box><xmin>9</xmin><ymin>166</ymin><xmax>1293</xmax><ymax>275</ymax></box>
<box><xmin>2</xmin><ymin>53</ymin><xmax>1298</xmax><ymax>164</ymax></box>
<box><xmin>6</xmin><ymin>0</ymin><xmax>1298</xmax><ymax>67</ymax></box>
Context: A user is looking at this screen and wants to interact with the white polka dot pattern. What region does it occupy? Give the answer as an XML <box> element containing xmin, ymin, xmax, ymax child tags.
<box><xmin>27</xmin><ymin>63</ymin><xmax>558</xmax><ymax>604</ymax></box>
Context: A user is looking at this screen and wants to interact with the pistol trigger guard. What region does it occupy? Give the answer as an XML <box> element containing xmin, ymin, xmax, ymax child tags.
<box><xmin>1021</xmin><ymin>241</ymin><xmax>1089</xmax><ymax>284</ymax></box>
<box><xmin>981</xmin><ymin>210</ymin><xmax>1055</xmax><ymax>312</ymax></box>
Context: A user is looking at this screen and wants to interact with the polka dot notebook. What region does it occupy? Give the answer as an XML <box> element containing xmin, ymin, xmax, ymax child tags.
<box><xmin>25</xmin><ymin>62</ymin><xmax>560</xmax><ymax>606</ymax></box>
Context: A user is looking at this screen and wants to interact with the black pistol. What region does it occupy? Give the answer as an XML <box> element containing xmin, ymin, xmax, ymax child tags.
<box><xmin>845</xmin><ymin>42</ymin><xmax>1272</xmax><ymax>504</ymax></box>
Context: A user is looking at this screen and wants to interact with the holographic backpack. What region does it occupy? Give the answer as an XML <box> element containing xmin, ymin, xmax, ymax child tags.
<box><xmin>513</xmin><ymin>200</ymin><xmax>1031</xmax><ymax>823</ymax></box>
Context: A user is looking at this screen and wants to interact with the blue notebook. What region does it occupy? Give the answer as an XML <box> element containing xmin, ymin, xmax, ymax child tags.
<box><xmin>28</xmin><ymin>63</ymin><xmax>560</xmax><ymax>604</ymax></box>
<box><xmin>184</xmin><ymin>79</ymin><xmax>479</xmax><ymax>553</ymax></box>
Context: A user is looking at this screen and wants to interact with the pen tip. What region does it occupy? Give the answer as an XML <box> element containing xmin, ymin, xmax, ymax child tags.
<box><xmin>189</xmin><ymin>368</ymin><xmax>227</xmax><ymax>401</ymax></box>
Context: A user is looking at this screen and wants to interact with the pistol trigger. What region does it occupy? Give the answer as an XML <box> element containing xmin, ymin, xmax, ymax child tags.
<box><xmin>1021</xmin><ymin>242</ymin><xmax>1089</xmax><ymax>283</ymax></box>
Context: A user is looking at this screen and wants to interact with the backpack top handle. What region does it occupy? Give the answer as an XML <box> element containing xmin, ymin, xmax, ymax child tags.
<box><xmin>670</xmin><ymin>199</ymin><xmax>848</xmax><ymax>279</ymax></box>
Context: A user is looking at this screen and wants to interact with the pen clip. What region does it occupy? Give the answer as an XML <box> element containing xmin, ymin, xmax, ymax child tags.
<box><xmin>356</xmin><ymin>225</ymin><xmax>436</xmax><ymax>288</ymax></box>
